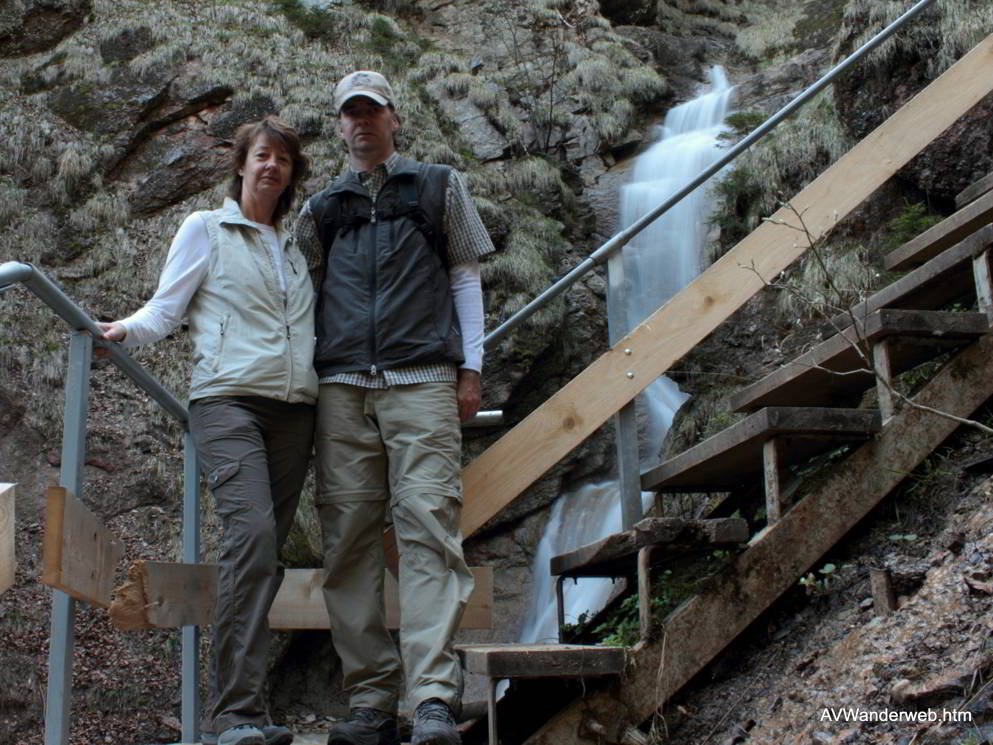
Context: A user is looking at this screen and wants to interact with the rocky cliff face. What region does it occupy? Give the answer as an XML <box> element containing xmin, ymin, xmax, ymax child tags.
<box><xmin>0</xmin><ymin>0</ymin><xmax>990</xmax><ymax>742</ymax></box>
<box><xmin>0</xmin><ymin>0</ymin><xmax>692</xmax><ymax>739</ymax></box>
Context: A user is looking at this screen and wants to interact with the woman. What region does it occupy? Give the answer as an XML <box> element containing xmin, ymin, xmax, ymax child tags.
<box><xmin>99</xmin><ymin>117</ymin><xmax>316</xmax><ymax>745</ymax></box>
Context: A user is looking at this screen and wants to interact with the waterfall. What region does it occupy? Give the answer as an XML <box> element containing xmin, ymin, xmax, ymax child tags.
<box><xmin>519</xmin><ymin>67</ymin><xmax>734</xmax><ymax>645</ymax></box>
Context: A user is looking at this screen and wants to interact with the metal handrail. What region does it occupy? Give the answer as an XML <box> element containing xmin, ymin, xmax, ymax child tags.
<box><xmin>0</xmin><ymin>261</ymin><xmax>188</xmax><ymax>424</ymax></box>
<box><xmin>483</xmin><ymin>0</ymin><xmax>938</xmax><ymax>349</ymax></box>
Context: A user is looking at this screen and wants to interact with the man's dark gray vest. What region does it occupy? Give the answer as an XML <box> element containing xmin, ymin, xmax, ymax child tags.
<box><xmin>309</xmin><ymin>156</ymin><xmax>464</xmax><ymax>377</ymax></box>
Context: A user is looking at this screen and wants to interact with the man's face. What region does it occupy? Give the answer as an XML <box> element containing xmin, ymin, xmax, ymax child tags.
<box><xmin>338</xmin><ymin>96</ymin><xmax>399</xmax><ymax>159</ymax></box>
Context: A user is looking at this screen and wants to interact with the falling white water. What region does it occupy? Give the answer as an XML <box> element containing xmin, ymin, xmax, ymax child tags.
<box><xmin>519</xmin><ymin>67</ymin><xmax>734</xmax><ymax>646</ymax></box>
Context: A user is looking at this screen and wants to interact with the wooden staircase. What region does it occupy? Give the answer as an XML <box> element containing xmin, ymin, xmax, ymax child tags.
<box><xmin>512</xmin><ymin>173</ymin><xmax>993</xmax><ymax>745</ymax></box>
<box><xmin>454</xmin><ymin>32</ymin><xmax>993</xmax><ymax>745</ymax></box>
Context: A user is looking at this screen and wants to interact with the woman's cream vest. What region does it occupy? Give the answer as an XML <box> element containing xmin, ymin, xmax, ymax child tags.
<box><xmin>186</xmin><ymin>198</ymin><xmax>317</xmax><ymax>405</ymax></box>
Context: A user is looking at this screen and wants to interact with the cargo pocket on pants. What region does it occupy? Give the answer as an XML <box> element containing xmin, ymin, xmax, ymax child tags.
<box><xmin>206</xmin><ymin>461</ymin><xmax>240</xmax><ymax>491</ymax></box>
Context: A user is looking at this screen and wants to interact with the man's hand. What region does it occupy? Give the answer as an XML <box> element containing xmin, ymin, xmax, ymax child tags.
<box><xmin>93</xmin><ymin>321</ymin><xmax>126</xmax><ymax>358</ymax></box>
<box><xmin>456</xmin><ymin>368</ymin><xmax>481</xmax><ymax>422</ymax></box>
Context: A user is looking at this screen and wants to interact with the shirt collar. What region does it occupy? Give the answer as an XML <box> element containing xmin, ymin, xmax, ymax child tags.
<box><xmin>353</xmin><ymin>151</ymin><xmax>401</xmax><ymax>183</ymax></box>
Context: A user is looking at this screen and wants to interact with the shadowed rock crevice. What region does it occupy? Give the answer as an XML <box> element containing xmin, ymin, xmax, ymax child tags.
<box><xmin>0</xmin><ymin>0</ymin><xmax>92</xmax><ymax>58</ymax></box>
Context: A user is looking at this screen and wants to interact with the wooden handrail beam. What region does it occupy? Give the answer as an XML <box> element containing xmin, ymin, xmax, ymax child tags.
<box><xmin>460</xmin><ymin>31</ymin><xmax>993</xmax><ymax>540</ymax></box>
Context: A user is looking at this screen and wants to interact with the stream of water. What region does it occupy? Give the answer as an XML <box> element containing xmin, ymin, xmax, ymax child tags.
<box><xmin>518</xmin><ymin>67</ymin><xmax>734</xmax><ymax>645</ymax></box>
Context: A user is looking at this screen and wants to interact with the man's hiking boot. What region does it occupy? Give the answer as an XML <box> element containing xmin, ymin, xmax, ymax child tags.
<box><xmin>327</xmin><ymin>707</ymin><xmax>398</xmax><ymax>745</ymax></box>
<box><xmin>411</xmin><ymin>699</ymin><xmax>460</xmax><ymax>745</ymax></box>
<box><xmin>203</xmin><ymin>725</ymin><xmax>293</xmax><ymax>745</ymax></box>
<box><xmin>216</xmin><ymin>724</ymin><xmax>265</xmax><ymax>745</ymax></box>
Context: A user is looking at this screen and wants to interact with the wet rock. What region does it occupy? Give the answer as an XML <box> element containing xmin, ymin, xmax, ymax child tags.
<box><xmin>736</xmin><ymin>48</ymin><xmax>830</xmax><ymax>116</ymax></box>
<box><xmin>890</xmin><ymin>669</ymin><xmax>967</xmax><ymax>708</ymax></box>
<box><xmin>98</xmin><ymin>25</ymin><xmax>157</xmax><ymax>64</ymax></box>
<box><xmin>49</xmin><ymin>65</ymin><xmax>174</xmax><ymax>135</ymax></box>
<box><xmin>598</xmin><ymin>0</ymin><xmax>656</xmax><ymax>27</ymax></box>
<box><xmin>145</xmin><ymin>77</ymin><xmax>233</xmax><ymax>129</ymax></box>
<box><xmin>833</xmin><ymin>25</ymin><xmax>993</xmax><ymax>202</ymax></box>
<box><xmin>20</xmin><ymin>52</ymin><xmax>69</xmax><ymax>94</ymax></box>
<box><xmin>614</xmin><ymin>26</ymin><xmax>709</xmax><ymax>101</ymax></box>
<box><xmin>0</xmin><ymin>0</ymin><xmax>91</xmax><ymax>58</ymax></box>
<box><xmin>424</xmin><ymin>79</ymin><xmax>509</xmax><ymax>162</ymax></box>
<box><xmin>128</xmin><ymin>138</ymin><xmax>228</xmax><ymax>215</ymax></box>
<box><xmin>940</xmin><ymin>529</ymin><xmax>966</xmax><ymax>553</ymax></box>
<box><xmin>207</xmin><ymin>95</ymin><xmax>279</xmax><ymax>140</ymax></box>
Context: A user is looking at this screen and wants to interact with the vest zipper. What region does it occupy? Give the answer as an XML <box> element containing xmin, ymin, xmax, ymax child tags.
<box><xmin>276</xmin><ymin>237</ymin><xmax>293</xmax><ymax>400</ymax></box>
<box><xmin>368</xmin><ymin>202</ymin><xmax>379</xmax><ymax>375</ymax></box>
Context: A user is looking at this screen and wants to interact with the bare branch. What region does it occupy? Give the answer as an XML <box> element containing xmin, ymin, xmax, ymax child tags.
<box><xmin>749</xmin><ymin>201</ymin><xmax>993</xmax><ymax>435</ymax></box>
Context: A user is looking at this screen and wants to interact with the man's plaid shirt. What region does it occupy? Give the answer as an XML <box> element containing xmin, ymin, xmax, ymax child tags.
<box><xmin>294</xmin><ymin>152</ymin><xmax>494</xmax><ymax>388</ymax></box>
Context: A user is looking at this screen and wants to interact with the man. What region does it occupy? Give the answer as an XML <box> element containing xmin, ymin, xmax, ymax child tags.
<box><xmin>295</xmin><ymin>71</ymin><xmax>494</xmax><ymax>745</ymax></box>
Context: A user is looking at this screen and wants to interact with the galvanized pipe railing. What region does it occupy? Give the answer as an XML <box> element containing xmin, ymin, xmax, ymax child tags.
<box><xmin>484</xmin><ymin>0</ymin><xmax>938</xmax><ymax>350</ymax></box>
<box><xmin>0</xmin><ymin>261</ymin><xmax>189</xmax><ymax>423</ymax></box>
<box><xmin>0</xmin><ymin>260</ymin><xmax>198</xmax><ymax>744</ymax></box>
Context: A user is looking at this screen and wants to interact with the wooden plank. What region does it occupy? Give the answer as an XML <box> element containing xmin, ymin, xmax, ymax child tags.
<box><xmin>0</xmin><ymin>483</ymin><xmax>13</xmax><ymax>594</ymax></box>
<box><xmin>457</xmin><ymin>643</ymin><xmax>625</xmax><ymax>679</ymax></box>
<box><xmin>973</xmin><ymin>250</ymin><xmax>993</xmax><ymax>323</ymax></box>
<box><xmin>956</xmin><ymin>172</ymin><xmax>993</xmax><ymax>210</ymax></box>
<box><xmin>873</xmin><ymin>339</ymin><xmax>896</xmax><ymax>421</ymax></box>
<box><xmin>842</xmin><ymin>225</ymin><xmax>992</xmax><ymax>325</ymax></box>
<box><xmin>885</xmin><ymin>189</ymin><xmax>993</xmax><ymax>270</ymax></box>
<box><xmin>462</xmin><ymin>32</ymin><xmax>993</xmax><ymax>540</ymax></box>
<box><xmin>637</xmin><ymin>546</ymin><xmax>653</xmax><ymax>642</ymax></box>
<box><xmin>111</xmin><ymin>564</ymin><xmax>494</xmax><ymax>630</ymax></box>
<box><xmin>763</xmin><ymin>438</ymin><xmax>784</xmax><ymax>524</ymax></box>
<box><xmin>381</xmin><ymin>566</ymin><xmax>493</xmax><ymax>631</ymax></box>
<box><xmin>870</xmin><ymin>567</ymin><xmax>897</xmax><ymax>615</ymax></box>
<box><xmin>731</xmin><ymin>309</ymin><xmax>989</xmax><ymax>412</ymax></box>
<box><xmin>550</xmin><ymin>518</ymin><xmax>748</xmax><ymax>578</ymax></box>
<box><xmin>41</xmin><ymin>486</ymin><xmax>122</xmax><ymax>608</ymax></box>
<box><xmin>550</xmin><ymin>531</ymin><xmax>639</xmax><ymax>578</ymax></box>
<box><xmin>146</xmin><ymin>562</ymin><xmax>218</xmax><ymax>628</ymax></box>
<box><xmin>641</xmin><ymin>408</ymin><xmax>880</xmax><ymax>492</ymax></box>
<box><xmin>633</xmin><ymin>517</ymin><xmax>748</xmax><ymax>546</ymax></box>
<box><xmin>525</xmin><ymin>326</ymin><xmax>993</xmax><ymax>745</ymax></box>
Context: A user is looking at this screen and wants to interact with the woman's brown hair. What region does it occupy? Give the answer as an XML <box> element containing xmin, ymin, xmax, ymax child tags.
<box><xmin>228</xmin><ymin>116</ymin><xmax>310</xmax><ymax>226</ymax></box>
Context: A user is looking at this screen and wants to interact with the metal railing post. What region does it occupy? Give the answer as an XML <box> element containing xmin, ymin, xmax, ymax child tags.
<box><xmin>606</xmin><ymin>252</ymin><xmax>643</xmax><ymax>530</ymax></box>
<box><xmin>181</xmin><ymin>431</ymin><xmax>201</xmax><ymax>744</ymax></box>
<box><xmin>44</xmin><ymin>330</ymin><xmax>92</xmax><ymax>745</ymax></box>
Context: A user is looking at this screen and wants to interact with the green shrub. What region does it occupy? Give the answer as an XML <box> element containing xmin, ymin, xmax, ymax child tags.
<box><xmin>884</xmin><ymin>202</ymin><xmax>943</xmax><ymax>252</ymax></box>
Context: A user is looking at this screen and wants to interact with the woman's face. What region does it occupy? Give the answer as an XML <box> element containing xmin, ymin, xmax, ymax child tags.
<box><xmin>239</xmin><ymin>133</ymin><xmax>292</xmax><ymax>203</ymax></box>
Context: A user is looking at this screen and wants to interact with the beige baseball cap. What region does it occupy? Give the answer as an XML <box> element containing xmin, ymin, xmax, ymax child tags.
<box><xmin>333</xmin><ymin>71</ymin><xmax>396</xmax><ymax>113</ymax></box>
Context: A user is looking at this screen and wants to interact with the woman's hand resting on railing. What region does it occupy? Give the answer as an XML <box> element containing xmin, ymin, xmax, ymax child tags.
<box><xmin>93</xmin><ymin>321</ymin><xmax>126</xmax><ymax>358</ymax></box>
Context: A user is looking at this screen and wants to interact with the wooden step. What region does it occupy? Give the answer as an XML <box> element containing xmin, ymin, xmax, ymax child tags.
<box><xmin>458</xmin><ymin>643</ymin><xmax>625</xmax><ymax>680</ymax></box>
<box><xmin>549</xmin><ymin>517</ymin><xmax>748</xmax><ymax>646</ymax></box>
<box><xmin>550</xmin><ymin>517</ymin><xmax>749</xmax><ymax>579</ymax></box>
<box><xmin>956</xmin><ymin>172</ymin><xmax>993</xmax><ymax>210</ymax></box>
<box><xmin>459</xmin><ymin>643</ymin><xmax>626</xmax><ymax>745</ymax></box>
<box><xmin>840</xmin><ymin>224</ymin><xmax>993</xmax><ymax>325</ymax></box>
<box><xmin>731</xmin><ymin>309</ymin><xmax>989</xmax><ymax>412</ymax></box>
<box><xmin>641</xmin><ymin>407</ymin><xmax>881</xmax><ymax>493</ymax></box>
<box><xmin>109</xmin><ymin>563</ymin><xmax>494</xmax><ymax>631</ymax></box>
<box><xmin>884</xmin><ymin>189</ymin><xmax>993</xmax><ymax>271</ymax></box>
